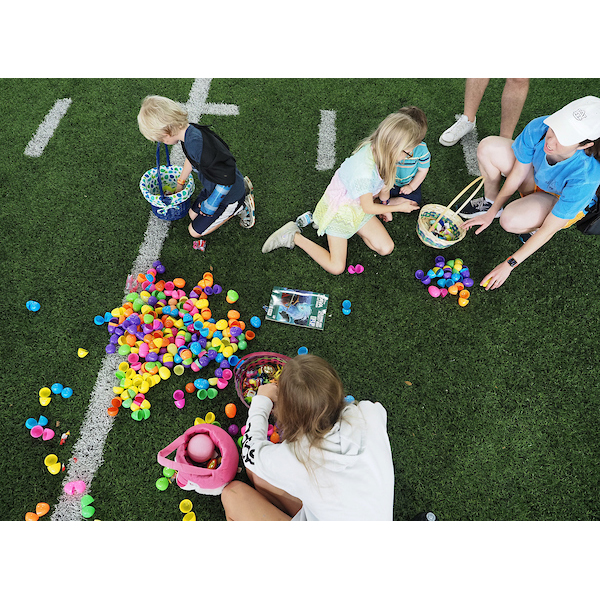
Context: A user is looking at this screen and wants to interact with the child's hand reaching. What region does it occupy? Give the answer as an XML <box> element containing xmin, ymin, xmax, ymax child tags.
<box><xmin>257</xmin><ymin>382</ymin><xmax>279</xmax><ymax>403</ymax></box>
<box><xmin>389</xmin><ymin>197</ymin><xmax>420</xmax><ymax>213</ymax></box>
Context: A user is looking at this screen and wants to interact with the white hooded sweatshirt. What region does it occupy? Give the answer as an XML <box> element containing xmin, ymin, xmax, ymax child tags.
<box><xmin>241</xmin><ymin>395</ymin><xmax>394</xmax><ymax>521</ymax></box>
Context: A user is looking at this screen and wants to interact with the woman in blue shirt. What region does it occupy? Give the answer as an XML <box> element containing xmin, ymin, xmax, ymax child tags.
<box><xmin>460</xmin><ymin>96</ymin><xmax>600</xmax><ymax>290</ymax></box>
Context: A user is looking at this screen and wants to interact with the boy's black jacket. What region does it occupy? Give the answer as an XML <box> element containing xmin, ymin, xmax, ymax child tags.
<box><xmin>181</xmin><ymin>123</ymin><xmax>237</xmax><ymax>186</ymax></box>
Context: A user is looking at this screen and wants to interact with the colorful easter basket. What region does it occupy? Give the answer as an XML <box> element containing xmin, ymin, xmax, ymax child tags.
<box><xmin>233</xmin><ymin>352</ymin><xmax>290</xmax><ymax>408</ymax></box>
<box><xmin>140</xmin><ymin>143</ymin><xmax>195</xmax><ymax>221</ymax></box>
<box><xmin>416</xmin><ymin>176</ymin><xmax>484</xmax><ymax>249</ymax></box>
<box><xmin>157</xmin><ymin>423</ymin><xmax>239</xmax><ymax>495</ymax></box>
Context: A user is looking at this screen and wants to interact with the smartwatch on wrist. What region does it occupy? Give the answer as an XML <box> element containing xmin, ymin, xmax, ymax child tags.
<box><xmin>507</xmin><ymin>256</ymin><xmax>518</xmax><ymax>268</ymax></box>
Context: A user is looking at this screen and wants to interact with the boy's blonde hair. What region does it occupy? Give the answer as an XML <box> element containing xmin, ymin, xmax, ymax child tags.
<box><xmin>273</xmin><ymin>354</ymin><xmax>346</xmax><ymax>470</ymax></box>
<box><xmin>137</xmin><ymin>95</ymin><xmax>189</xmax><ymax>142</ymax></box>
<box><xmin>355</xmin><ymin>108</ymin><xmax>428</xmax><ymax>190</ymax></box>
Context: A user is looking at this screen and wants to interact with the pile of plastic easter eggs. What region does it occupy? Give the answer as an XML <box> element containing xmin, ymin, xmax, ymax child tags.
<box><xmin>415</xmin><ymin>255</ymin><xmax>473</xmax><ymax>307</ymax></box>
<box><xmin>97</xmin><ymin>261</ymin><xmax>256</xmax><ymax>420</ymax></box>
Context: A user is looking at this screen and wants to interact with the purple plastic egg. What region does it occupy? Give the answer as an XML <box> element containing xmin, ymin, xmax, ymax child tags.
<box><xmin>463</xmin><ymin>278</ymin><xmax>474</xmax><ymax>287</ymax></box>
<box><xmin>415</xmin><ymin>269</ymin><xmax>425</xmax><ymax>280</ymax></box>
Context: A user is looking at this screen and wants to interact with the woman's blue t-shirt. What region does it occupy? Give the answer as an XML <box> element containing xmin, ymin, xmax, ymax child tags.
<box><xmin>512</xmin><ymin>116</ymin><xmax>600</xmax><ymax>220</ymax></box>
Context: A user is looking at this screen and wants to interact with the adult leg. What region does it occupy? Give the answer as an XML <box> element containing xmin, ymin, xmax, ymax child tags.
<box><xmin>499</xmin><ymin>78</ymin><xmax>530</xmax><ymax>139</ymax></box>
<box><xmin>439</xmin><ymin>79</ymin><xmax>489</xmax><ymax>147</ymax></box>
<box><xmin>499</xmin><ymin>192</ymin><xmax>558</xmax><ymax>234</ymax></box>
<box><xmin>221</xmin><ymin>481</ymin><xmax>292</xmax><ymax>521</ymax></box>
<box><xmin>355</xmin><ymin>215</ymin><xmax>395</xmax><ymax>255</ymax></box>
<box><xmin>477</xmin><ymin>136</ymin><xmax>535</xmax><ymax>201</ymax></box>
<box><xmin>463</xmin><ymin>78</ymin><xmax>490</xmax><ymax>122</ymax></box>
<box><xmin>294</xmin><ymin>232</ymin><xmax>348</xmax><ymax>275</ymax></box>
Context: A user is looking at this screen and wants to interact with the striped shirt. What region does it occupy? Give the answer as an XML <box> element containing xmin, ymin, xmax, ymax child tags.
<box><xmin>395</xmin><ymin>141</ymin><xmax>431</xmax><ymax>187</ymax></box>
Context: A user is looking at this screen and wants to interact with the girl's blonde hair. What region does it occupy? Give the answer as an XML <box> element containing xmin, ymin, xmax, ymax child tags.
<box><xmin>273</xmin><ymin>355</ymin><xmax>346</xmax><ymax>468</ymax></box>
<box><xmin>355</xmin><ymin>107</ymin><xmax>428</xmax><ymax>190</ymax></box>
<box><xmin>137</xmin><ymin>95</ymin><xmax>189</xmax><ymax>142</ymax></box>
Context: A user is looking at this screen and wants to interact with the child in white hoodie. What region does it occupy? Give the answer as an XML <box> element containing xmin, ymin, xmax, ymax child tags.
<box><xmin>221</xmin><ymin>354</ymin><xmax>394</xmax><ymax>521</ymax></box>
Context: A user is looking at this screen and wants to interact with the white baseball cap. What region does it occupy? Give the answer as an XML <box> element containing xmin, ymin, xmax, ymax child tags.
<box><xmin>543</xmin><ymin>96</ymin><xmax>600</xmax><ymax>146</ymax></box>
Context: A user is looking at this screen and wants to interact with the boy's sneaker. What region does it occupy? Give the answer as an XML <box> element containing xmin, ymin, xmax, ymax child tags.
<box><xmin>295</xmin><ymin>211</ymin><xmax>313</xmax><ymax>228</ymax></box>
<box><xmin>262</xmin><ymin>221</ymin><xmax>300</xmax><ymax>253</ymax></box>
<box><xmin>458</xmin><ymin>197</ymin><xmax>503</xmax><ymax>219</ymax></box>
<box><xmin>240</xmin><ymin>176</ymin><xmax>256</xmax><ymax>228</ymax></box>
<box><xmin>439</xmin><ymin>114</ymin><xmax>476</xmax><ymax>147</ymax></box>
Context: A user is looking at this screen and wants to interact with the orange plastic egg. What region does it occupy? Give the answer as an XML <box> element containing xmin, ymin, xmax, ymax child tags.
<box><xmin>36</xmin><ymin>502</ymin><xmax>50</xmax><ymax>517</ymax></box>
<box><xmin>185</xmin><ymin>382</ymin><xmax>196</xmax><ymax>394</ymax></box>
<box><xmin>270</xmin><ymin>432</ymin><xmax>280</xmax><ymax>444</ymax></box>
<box><xmin>25</xmin><ymin>512</ymin><xmax>39</xmax><ymax>521</ymax></box>
<box><xmin>458</xmin><ymin>297</ymin><xmax>469</xmax><ymax>307</ymax></box>
<box><xmin>459</xmin><ymin>289</ymin><xmax>470</xmax><ymax>299</ymax></box>
<box><xmin>173</xmin><ymin>278</ymin><xmax>186</xmax><ymax>288</ymax></box>
<box><xmin>225</xmin><ymin>403</ymin><xmax>237</xmax><ymax>419</ymax></box>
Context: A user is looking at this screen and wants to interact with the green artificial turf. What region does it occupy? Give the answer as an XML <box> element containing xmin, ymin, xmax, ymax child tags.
<box><xmin>2</xmin><ymin>78</ymin><xmax>600</xmax><ymax>521</ymax></box>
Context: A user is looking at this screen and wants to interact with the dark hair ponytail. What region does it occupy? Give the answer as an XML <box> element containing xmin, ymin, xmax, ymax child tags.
<box><xmin>582</xmin><ymin>138</ymin><xmax>600</xmax><ymax>162</ymax></box>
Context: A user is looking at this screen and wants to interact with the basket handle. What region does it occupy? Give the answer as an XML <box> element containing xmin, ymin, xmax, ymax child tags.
<box><xmin>155</xmin><ymin>143</ymin><xmax>171</xmax><ymax>202</ymax></box>
<box><xmin>428</xmin><ymin>176</ymin><xmax>485</xmax><ymax>233</ymax></box>
<box><xmin>157</xmin><ymin>429</ymin><xmax>214</xmax><ymax>477</ymax></box>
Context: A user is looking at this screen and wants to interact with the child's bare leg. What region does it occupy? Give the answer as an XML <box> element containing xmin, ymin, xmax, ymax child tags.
<box><xmin>221</xmin><ymin>481</ymin><xmax>292</xmax><ymax>521</ymax></box>
<box><xmin>294</xmin><ymin>233</ymin><xmax>348</xmax><ymax>275</ymax></box>
<box><xmin>247</xmin><ymin>469</ymin><xmax>303</xmax><ymax>517</ymax></box>
<box><xmin>356</xmin><ymin>217</ymin><xmax>394</xmax><ymax>255</ymax></box>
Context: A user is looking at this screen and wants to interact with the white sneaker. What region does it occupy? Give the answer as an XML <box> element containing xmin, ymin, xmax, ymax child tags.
<box><xmin>262</xmin><ymin>221</ymin><xmax>300</xmax><ymax>253</ymax></box>
<box><xmin>240</xmin><ymin>176</ymin><xmax>256</xmax><ymax>228</ymax></box>
<box><xmin>439</xmin><ymin>115</ymin><xmax>476</xmax><ymax>147</ymax></box>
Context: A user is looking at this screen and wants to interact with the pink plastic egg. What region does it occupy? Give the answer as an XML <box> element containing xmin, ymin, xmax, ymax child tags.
<box><xmin>427</xmin><ymin>285</ymin><xmax>441</xmax><ymax>298</ymax></box>
<box><xmin>187</xmin><ymin>433</ymin><xmax>215</xmax><ymax>463</ymax></box>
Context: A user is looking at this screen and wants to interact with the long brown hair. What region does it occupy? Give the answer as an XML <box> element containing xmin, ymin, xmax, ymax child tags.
<box><xmin>273</xmin><ymin>355</ymin><xmax>346</xmax><ymax>467</ymax></box>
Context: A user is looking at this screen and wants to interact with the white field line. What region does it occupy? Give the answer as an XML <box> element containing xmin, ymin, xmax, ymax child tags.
<box><xmin>24</xmin><ymin>98</ymin><xmax>72</xmax><ymax>157</ymax></box>
<box><xmin>457</xmin><ymin>113</ymin><xmax>481</xmax><ymax>177</ymax></box>
<box><xmin>316</xmin><ymin>109</ymin><xmax>336</xmax><ymax>171</ymax></box>
<box><xmin>51</xmin><ymin>79</ymin><xmax>239</xmax><ymax>520</ymax></box>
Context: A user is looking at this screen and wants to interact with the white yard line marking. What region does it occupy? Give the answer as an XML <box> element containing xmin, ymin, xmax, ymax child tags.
<box><xmin>458</xmin><ymin>114</ymin><xmax>481</xmax><ymax>177</ymax></box>
<box><xmin>51</xmin><ymin>79</ymin><xmax>239</xmax><ymax>520</ymax></box>
<box><xmin>24</xmin><ymin>98</ymin><xmax>72</xmax><ymax>157</ymax></box>
<box><xmin>316</xmin><ymin>109</ymin><xmax>336</xmax><ymax>171</ymax></box>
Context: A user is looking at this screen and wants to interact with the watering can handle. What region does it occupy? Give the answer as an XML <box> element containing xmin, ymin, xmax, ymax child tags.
<box><xmin>428</xmin><ymin>176</ymin><xmax>485</xmax><ymax>233</ymax></box>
